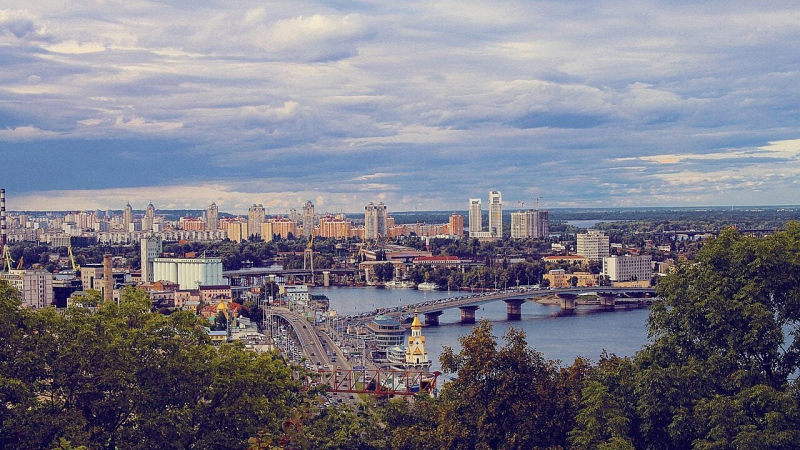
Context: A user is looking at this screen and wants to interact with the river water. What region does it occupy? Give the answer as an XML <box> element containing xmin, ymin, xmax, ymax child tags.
<box><xmin>311</xmin><ymin>286</ymin><xmax>651</xmax><ymax>372</ymax></box>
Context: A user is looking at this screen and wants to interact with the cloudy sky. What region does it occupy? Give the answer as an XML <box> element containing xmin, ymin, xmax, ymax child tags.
<box><xmin>1</xmin><ymin>1</ymin><xmax>799</xmax><ymax>214</ymax></box>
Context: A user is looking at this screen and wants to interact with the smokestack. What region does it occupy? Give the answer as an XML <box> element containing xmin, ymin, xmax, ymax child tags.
<box><xmin>1</xmin><ymin>189</ymin><xmax>6</xmax><ymax>259</ymax></box>
<box><xmin>103</xmin><ymin>254</ymin><xmax>113</xmax><ymax>304</ymax></box>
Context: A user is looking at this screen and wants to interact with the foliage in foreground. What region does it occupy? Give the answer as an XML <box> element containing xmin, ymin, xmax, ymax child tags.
<box><xmin>0</xmin><ymin>286</ymin><xmax>303</xmax><ymax>450</ymax></box>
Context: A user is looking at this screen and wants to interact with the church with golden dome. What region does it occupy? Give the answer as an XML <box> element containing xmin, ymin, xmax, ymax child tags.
<box><xmin>388</xmin><ymin>310</ymin><xmax>432</xmax><ymax>371</ymax></box>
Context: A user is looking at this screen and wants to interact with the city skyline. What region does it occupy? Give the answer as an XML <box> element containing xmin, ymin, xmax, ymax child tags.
<box><xmin>1</xmin><ymin>2</ymin><xmax>800</xmax><ymax>212</ymax></box>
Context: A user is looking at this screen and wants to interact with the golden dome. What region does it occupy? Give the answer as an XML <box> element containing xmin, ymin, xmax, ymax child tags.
<box><xmin>411</xmin><ymin>309</ymin><xmax>422</xmax><ymax>328</ymax></box>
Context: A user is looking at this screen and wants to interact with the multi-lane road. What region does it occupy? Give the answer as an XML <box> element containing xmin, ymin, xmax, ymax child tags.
<box><xmin>271</xmin><ymin>307</ymin><xmax>348</xmax><ymax>369</ymax></box>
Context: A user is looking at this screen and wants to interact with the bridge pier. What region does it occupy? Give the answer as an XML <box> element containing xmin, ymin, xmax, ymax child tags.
<box><xmin>504</xmin><ymin>299</ymin><xmax>525</xmax><ymax>320</ymax></box>
<box><xmin>459</xmin><ymin>306</ymin><xmax>480</xmax><ymax>324</ymax></box>
<box><xmin>557</xmin><ymin>293</ymin><xmax>577</xmax><ymax>311</ymax></box>
<box><xmin>424</xmin><ymin>311</ymin><xmax>443</xmax><ymax>326</ymax></box>
<box><xmin>597</xmin><ymin>293</ymin><xmax>616</xmax><ymax>308</ymax></box>
<box><xmin>323</xmin><ymin>271</ymin><xmax>330</xmax><ymax>287</ymax></box>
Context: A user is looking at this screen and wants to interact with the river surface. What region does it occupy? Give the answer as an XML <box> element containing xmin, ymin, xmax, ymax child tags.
<box><xmin>311</xmin><ymin>286</ymin><xmax>651</xmax><ymax>372</ymax></box>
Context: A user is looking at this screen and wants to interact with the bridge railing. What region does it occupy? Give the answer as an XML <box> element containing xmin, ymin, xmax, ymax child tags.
<box><xmin>305</xmin><ymin>368</ymin><xmax>440</xmax><ymax>396</ymax></box>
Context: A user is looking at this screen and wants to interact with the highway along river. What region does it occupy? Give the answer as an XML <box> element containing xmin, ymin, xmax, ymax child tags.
<box><xmin>311</xmin><ymin>286</ymin><xmax>651</xmax><ymax>373</ymax></box>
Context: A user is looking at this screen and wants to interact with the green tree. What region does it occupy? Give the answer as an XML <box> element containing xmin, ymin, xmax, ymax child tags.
<box><xmin>436</xmin><ymin>321</ymin><xmax>584</xmax><ymax>449</ymax></box>
<box><xmin>572</xmin><ymin>224</ymin><xmax>800</xmax><ymax>449</ymax></box>
<box><xmin>0</xmin><ymin>285</ymin><xmax>306</xmax><ymax>450</ymax></box>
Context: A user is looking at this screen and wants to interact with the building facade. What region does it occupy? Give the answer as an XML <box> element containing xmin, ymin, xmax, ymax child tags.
<box><xmin>0</xmin><ymin>269</ymin><xmax>54</xmax><ymax>309</ymax></box>
<box><xmin>123</xmin><ymin>203</ymin><xmax>133</xmax><ymax>231</ymax></box>
<box><xmin>151</xmin><ymin>257</ymin><xmax>224</xmax><ymax>290</ymax></box>
<box><xmin>270</xmin><ymin>217</ymin><xmax>298</xmax><ymax>239</ymax></box>
<box><xmin>143</xmin><ymin>203</ymin><xmax>156</xmax><ymax>231</ymax></box>
<box><xmin>140</xmin><ymin>235</ymin><xmax>163</xmax><ymax>283</ymax></box>
<box><xmin>206</xmin><ymin>202</ymin><xmax>219</xmax><ymax>230</ymax></box>
<box><xmin>224</xmin><ymin>219</ymin><xmax>248</xmax><ymax>243</ymax></box>
<box><xmin>449</xmin><ymin>213</ymin><xmax>464</xmax><ymax>237</ymax></box>
<box><xmin>247</xmin><ymin>204</ymin><xmax>265</xmax><ymax>238</ymax></box>
<box><xmin>364</xmin><ymin>202</ymin><xmax>388</xmax><ymax>240</ymax></box>
<box><xmin>510</xmin><ymin>209</ymin><xmax>550</xmax><ymax>239</ymax></box>
<box><xmin>302</xmin><ymin>200</ymin><xmax>314</xmax><ymax>238</ymax></box>
<box><xmin>260</xmin><ymin>222</ymin><xmax>274</xmax><ymax>242</ymax></box>
<box><xmin>602</xmin><ymin>255</ymin><xmax>652</xmax><ymax>283</ymax></box>
<box><xmin>488</xmin><ymin>191</ymin><xmax>502</xmax><ymax>237</ymax></box>
<box><xmin>577</xmin><ymin>229</ymin><xmax>610</xmax><ymax>262</ymax></box>
<box><xmin>318</xmin><ymin>215</ymin><xmax>350</xmax><ymax>239</ymax></box>
<box><xmin>468</xmin><ymin>198</ymin><xmax>482</xmax><ymax>234</ymax></box>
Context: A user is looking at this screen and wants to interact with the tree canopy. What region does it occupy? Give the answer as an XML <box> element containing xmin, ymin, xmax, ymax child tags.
<box><xmin>572</xmin><ymin>224</ymin><xmax>800</xmax><ymax>449</ymax></box>
<box><xmin>0</xmin><ymin>285</ymin><xmax>305</xmax><ymax>450</ymax></box>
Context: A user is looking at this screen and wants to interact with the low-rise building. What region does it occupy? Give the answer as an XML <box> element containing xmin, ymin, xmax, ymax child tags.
<box><xmin>199</xmin><ymin>285</ymin><xmax>232</xmax><ymax>304</ymax></box>
<box><xmin>412</xmin><ymin>256</ymin><xmax>461</xmax><ymax>268</ymax></box>
<box><xmin>365</xmin><ymin>315</ymin><xmax>406</xmax><ymax>354</ymax></box>
<box><xmin>543</xmin><ymin>255</ymin><xmax>589</xmax><ymax>266</ymax></box>
<box><xmin>284</xmin><ymin>285</ymin><xmax>310</xmax><ymax>306</ymax></box>
<box><xmin>543</xmin><ymin>269</ymin><xmax>597</xmax><ymax>288</ymax></box>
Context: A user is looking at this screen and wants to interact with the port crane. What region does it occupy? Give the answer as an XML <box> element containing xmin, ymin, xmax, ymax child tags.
<box><xmin>68</xmin><ymin>244</ymin><xmax>80</xmax><ymax>273</ymax></box>
<box><xmin>2</xmin><ymin>246</ymin><xmax>13</xmax><ymax>272</ymax></box>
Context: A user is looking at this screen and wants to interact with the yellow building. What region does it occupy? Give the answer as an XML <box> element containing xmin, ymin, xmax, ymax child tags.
<box><xmin>260</xmin><ymin>222</ymin><xmax>274</xmax><ymax>242</ymax></box>
<box><xmin>543</xmin><ymin>269</ymin><xmax>597</xmax><ymax>288</ymax></box>
<box><xmin>221</xmin><ymin>219</ymin><xmax>248</xmax><ymax>243</ymax></box>
<box><xmin>318</xmin><ymin>215</ymin><xmax>350</xmax><ymax>239</ymax></box>
<box><xmin>270</xmin><ymin>217</ymin><xmax>298</xmax><ymax>239</ymax></box>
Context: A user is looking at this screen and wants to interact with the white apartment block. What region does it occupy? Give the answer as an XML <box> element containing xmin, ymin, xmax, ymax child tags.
<box><xmin>0</xmin><ymin>269</ymin><xmax>54</xmax><ymax>309</ymax></box>
<box><xmin>488</xmin><ymin>191</ymin><xmax>502</xmax><ymax>237</ymax></box>
<box><xmin>141</xmin><ymin>235</ymin><xmax>163</xmax><ymax>283</ymax></box>
<box><xmin>576</xmin><ymin>229</ymin><xmax>610</xmax><ymax>262</ymax></box>
<box><xmin>602</xmin><ymin>255</ymin><xmax>652</xmax><ymax>283</ymax></box>
<box><xmin>468</xmin><ymin>198</ymin><xmax>482</xmax><ymax>233</ymax></box>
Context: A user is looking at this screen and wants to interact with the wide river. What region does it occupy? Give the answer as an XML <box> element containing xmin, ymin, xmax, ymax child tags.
<box><xmin>311</xmin><ymin>286</ymin><xmax>651</xmax><ymax>373</ymax></box>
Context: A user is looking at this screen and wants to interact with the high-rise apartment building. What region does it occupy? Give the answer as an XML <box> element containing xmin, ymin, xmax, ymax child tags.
<box><xmin>488</xmin><ymin>191</ymin><xmax>502</xmax><ymax>237</ymax></box>
<box><xmin>533</xmin><ymin>209</ymin><xmax>549</xmax><ymax>239</ymax></box>
<box><xmin>377</xmin><ymin>202</ymin><xmax>388</xmax><ymax>238</ymax></box>
<box><xmin>143</xmin><ymin>203</ymin><xmax>156</xmax><ymax>231</ymax></box>
<box><xmin>260</xmin><ymin>222</ymin><xmax>274</xmax><ymax>242</ymax></box>
<box><xmin>206</xmin><ymin>202</ymin><xmax>218</xmax><ymax>230</ymax></box>
<box><xmin>140</xmin><ymin>235</ymin><xmax>163</xmax><ymax>283</ymax></box>
<box><xmin>510</xmin><ymin>209</ymin><xmax>550</xmax><ymax>239</ymax></box>
<box><xmin>271</xmin><ymin>217</ymin><xmax>298</xmax><ymax>239</ymax></box>
<box><xmin>576</xmin><ymin>229</ymin><xmax>610</xmax><ymax>262</ymax></box>
<box><xmin>302</xmin><ymin>200</ymin><xmax>314</xmax><ymax>238</ymax></box>
<box><xmin>289</xmin><ymin>208</ymin><xmax>299</xmax><ymax>224</ymax></box>
<box><xmin>449</xmin><ymin>213</ymin><xmax>464</xmax><ymax>237</ymax></box>
<box><xmin>510</xmin><ymin>211</ymin><xmax>529</xmax><ymax>239</ymax></box>
<box><xmin>226</xmin><ymin>220</ymin><xmax>248</xmax><ymax>243</ymax></box>
<box><xmin>123</xmin><ymin>203</ymin><xmax>133</xmax><ymax>231</ymax></box>
<box><xmin>468</xmin><ymin>199</ymin><xmax>482</xmax><ymax>234</ymax></box>
<box><xmin>247</xmin><ymin>204</ymin><xmax>265</xmax><ymax>238</ymax></box>
<box><xmin>318</xmin><ymin>215</ymin><xmax>350</xmax><ymax>239</ymax></box>
<box><xmin>364</xmin><ymin>202</ymin><xmax>388</xmax><ymax>240</ymax></box>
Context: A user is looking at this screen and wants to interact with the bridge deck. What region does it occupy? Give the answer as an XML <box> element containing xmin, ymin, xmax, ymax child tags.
<box><xmin>345</xmin><ymin>287</ymin><xmax>656</xmax><ymax>323</ymax></box>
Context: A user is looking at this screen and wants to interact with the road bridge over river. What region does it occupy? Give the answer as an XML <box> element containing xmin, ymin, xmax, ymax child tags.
<box><xmin>344</xmin><ymin>287</ymin><xmax>657</xmax><ymax>325</ymax></box>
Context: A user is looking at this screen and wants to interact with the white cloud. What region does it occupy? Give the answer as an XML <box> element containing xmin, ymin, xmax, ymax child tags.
<box><xmin>44</xmin><ymin>40</ymin><xmax>105</xmax><ymax>54</ymax></box>
<box><xmin>0</xmin><ymin>125</ymin><xmax>60</xmax><ymax>141</ymax></box>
